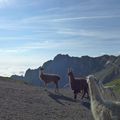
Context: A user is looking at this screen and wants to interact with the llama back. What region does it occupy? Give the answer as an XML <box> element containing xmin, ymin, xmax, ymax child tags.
<box><xmin>41</xmin><ymin>73</ymin><xmax>60</xmax><ymax>81</ymax></box>
<box><xmin>70</xmin><ymin>79</ymin><xmax>87</xmax><ymax>90</ymax></box>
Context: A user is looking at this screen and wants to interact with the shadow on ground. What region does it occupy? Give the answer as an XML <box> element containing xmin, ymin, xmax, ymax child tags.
<box><xmin>47</xmin><ymin>90</ymin><xmax>75</xmax><ymax>105</ymax></box>
<box><xmin>81</xmin><ymin>100</ymin><xmax>91</xmax><ymax>110</ymax></box>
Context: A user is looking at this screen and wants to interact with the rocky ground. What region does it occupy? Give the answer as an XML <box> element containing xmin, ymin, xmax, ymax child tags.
<box><xmin>0</xmin><ymin>78</ymin><xmax>94</xmax><ymax>120</ymax></box>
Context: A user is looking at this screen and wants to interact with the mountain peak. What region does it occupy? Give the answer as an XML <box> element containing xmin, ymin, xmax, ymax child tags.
<box><xmin>54</xmin><ymin>54</ymin><xmax>70</xmax><ymax>60</ymax></box>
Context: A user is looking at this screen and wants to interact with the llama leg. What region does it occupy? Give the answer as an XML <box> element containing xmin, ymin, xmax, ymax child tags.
<box><xmin>86</xmin><ymin>89</ymin><xmax>90</xmax><ymax>99</ymax></box>
<box><xmin>74</xmin><ymin>90</ymin><xmax>77</xmax><ymax>100</ymax></box>
<box><xmin>87</xmin><ymin>92</ymin><xmax>90</xmax><ymax>99</ymax></box>
<box><xmin>81</xmin><ymin>90</ymin><xmax>86</xmax><ymax>99</ymax></box>
<box><xmin>44</xmin><ymin>83</ymin><xmax>47</xmax><ymax>91</ymax></box>
<box><xmin>54</xmin><ymin>82</ymin><xmax>59</xmax><ymax>93</ymax></box>
<box><xmin>56</xmin><ymin>82</ymin><xmax>59</xmax><ymax>93</ymax></box>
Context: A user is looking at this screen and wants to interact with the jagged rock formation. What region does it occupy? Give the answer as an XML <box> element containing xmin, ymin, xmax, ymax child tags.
<box><xmin>11</xmin><ymin>54</ymin><xmax>120</xmax><ymax>87</ymax></box>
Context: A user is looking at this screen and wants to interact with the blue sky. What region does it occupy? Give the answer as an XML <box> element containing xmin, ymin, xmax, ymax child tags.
<box><xmin>0</xmin><ymin>0</ymin><xmax>120</xmax><ymax>76</ymax></box>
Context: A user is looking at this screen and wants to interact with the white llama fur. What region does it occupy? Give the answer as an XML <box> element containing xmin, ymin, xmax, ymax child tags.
<box><xmin>87</xmin><ymin>75</ymin><xmax>120</xmax><ymax>120</ymax></box>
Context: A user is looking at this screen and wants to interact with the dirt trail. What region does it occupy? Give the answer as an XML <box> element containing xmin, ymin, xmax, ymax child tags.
<box><xmin>0</xmin><ymin>79</ymin><xmax>94</xmax><ymax>120</ymax></box>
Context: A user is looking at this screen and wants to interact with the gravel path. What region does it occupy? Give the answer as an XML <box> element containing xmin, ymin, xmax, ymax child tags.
<box><xmin>0</xmin><ymin>79</ymin><xmax>93</xmax><ymax>120</ymax></box>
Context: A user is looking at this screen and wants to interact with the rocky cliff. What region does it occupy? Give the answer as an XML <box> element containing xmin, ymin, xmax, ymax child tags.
<box><xmin>11</xmin><ymin>54</ymin><xmax>120</xmax><ymax>87</ymax></box>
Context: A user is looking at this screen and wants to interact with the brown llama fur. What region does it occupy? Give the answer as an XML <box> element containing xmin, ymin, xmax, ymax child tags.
<box><xmin>39</xmin><ymin>67</ymin><xmax>60</xmax><ymax>92</ymax></box>
<box><xmin>68</xmin><ymin>68</ymin><xmax>89</xmax><ymax>100</ymax></box>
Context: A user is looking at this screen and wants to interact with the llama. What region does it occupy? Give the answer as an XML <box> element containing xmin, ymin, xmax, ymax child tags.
<box><xmin>39</xmin><ymin>67</ymin><xmax>60</xmax><ymax>92</ymax></box>
<box><xmin>87</xmin><ymin>75</ymin><xmax>120</xmax><ymax>120</ymax></box>
<box><xmin>68</xmin><ymin>68</ymin><xmax>89</xmax><ymax>100</ymax></box>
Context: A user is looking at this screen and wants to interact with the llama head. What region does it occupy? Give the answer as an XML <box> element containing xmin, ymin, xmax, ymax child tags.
<box><xmin>87</xmin><ymin>75</ymin><xmax>97</xmax><ymax>84</ymax></box>
<box><xmin>39</xmin><ymin>67</ymin><xmax>44</xmax><ymax>71</ymax></box>
<box><xmin>68</xmin><ymin>68</ymin><xmax>73</xmax><ymax>76</ymax></box>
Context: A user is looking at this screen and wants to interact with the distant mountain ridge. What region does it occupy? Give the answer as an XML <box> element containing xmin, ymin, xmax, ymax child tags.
<box><xmin>11</xmin><ymin>54</ymin><xmax>120</xmax><ymax>87</ymax></box>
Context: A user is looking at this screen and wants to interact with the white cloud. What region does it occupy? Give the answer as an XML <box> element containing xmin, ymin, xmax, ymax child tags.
<box><xmin>0</xmin><ymin>0</ymin><xmax>9</xmax><ymax>8</ymax></box>
<box><xmin>52</xmin><ymin>15</ymin><xmax>120</xmax><ymax>22</ymax></box>
<box><xmin>0</xmin><ymin>35</ymin><xmax>35</xmax><ymax>41</ymax></box>
<box><xmin>0</xmin><ymin>13</ymin><xmax>120</xmax><ymax>32</ymax></box>
<box><xmin>0</xmin><ymin>53</ymin><xmax>44</xmax><ymax>77</ymax></box>
<box><xmin>21</xmin><ymin>39</ymin><xmax>86</xmax><ymax>50</ymax></box>
<box><xmin>0</xmin><ymin>0</ymin><xmax>15</xmax><ymax>8</ymax></box>
<box><xmin>0</xmin><ymin>39</ymin><xmax>87</xmax><ymax>55</ymax></box>
<box><xmin>57</xmin><ymin>28</ymin><xmax>120</xmax><ymax>40</ymax></box>
<box><xmin>57</xmin><ymin>29</ymin><xmax>95</xmax><ymax>37</ymax></box>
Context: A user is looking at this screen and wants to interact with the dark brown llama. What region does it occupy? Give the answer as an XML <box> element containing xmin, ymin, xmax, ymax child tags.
<box><xmin>68</xmin><ymin>68</ymin><xmax>89</xmax><ymax>100</ymax></box>
<box><xmin>39</xmin><ymin>67</ymin><xmax>60</xmax><ymax>92</ymax></box>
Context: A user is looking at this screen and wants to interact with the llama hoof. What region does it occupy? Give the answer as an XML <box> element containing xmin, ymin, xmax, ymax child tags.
<box><xmin>44</xmin><ymin>89</ymin><xmax>47</xmax><ymax>91</ymax></box>
<box><xmin>74</xmin><ymin>99</ymin><xmax>77</xmax><ymax>102</ymax></box>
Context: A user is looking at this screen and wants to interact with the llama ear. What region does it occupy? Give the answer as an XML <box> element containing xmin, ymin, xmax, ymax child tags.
<box><xmin>40</xmin><ymin>67</ymin><xmax>44</xmax><ymax>71</ymax></box>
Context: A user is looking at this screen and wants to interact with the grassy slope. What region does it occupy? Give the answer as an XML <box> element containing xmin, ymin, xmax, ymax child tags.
<box><xmin>106</xmin><ymin>78</ymin><xmax>120</xmax><ymax>93</ymax></box>
<box><xmin>95</xmin><ymin>56</ymin><xmax>120</xmax><ymax>84</ymax></box>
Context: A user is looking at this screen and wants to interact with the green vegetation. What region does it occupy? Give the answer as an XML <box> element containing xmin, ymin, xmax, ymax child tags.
<box><xmin>106</xmin><ymin>78</ymin><xmax>120</xmax><ymax>93</ymax></box>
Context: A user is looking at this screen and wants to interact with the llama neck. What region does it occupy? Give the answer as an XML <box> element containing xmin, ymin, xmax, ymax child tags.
<box><xmin>69</xmin><ymin>73</ymin><xmax>75</xmax><ymax>83</ymax></box>
<box><xmin>39</xmin><ymin>70</ymin><xmax>44</xmax><ymax>79</ymax></box>
<box><xmin>89</xmin><ymin>80</ymin><xmax>104</xmax><ymax>103</ymax></box>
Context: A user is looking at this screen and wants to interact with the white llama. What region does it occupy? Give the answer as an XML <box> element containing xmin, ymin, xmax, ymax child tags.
<box><xmin>87</xmin><ymin>75</ymin><xmax>120</xmax><ymax>120</ymax></box>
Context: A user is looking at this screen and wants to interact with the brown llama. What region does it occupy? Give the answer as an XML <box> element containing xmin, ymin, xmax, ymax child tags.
<box><xmin>68</xmin><ymin>68</ymin><xmax>89</xmax><ymax>100</ymax></box>
<box><xmin>39</xmin><ymin>67</ymin><xmax>60</xmax><ymax>92</ymax></box>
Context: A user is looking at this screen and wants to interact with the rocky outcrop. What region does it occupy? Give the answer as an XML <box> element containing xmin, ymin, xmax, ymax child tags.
<box><xmin>24</xmin><ymin>68</ymin><xmax>42</xmax><ymax>86</ymax></box>
<box><xmin>11</xmin><ymin>54</ymin><xmax>120</xmax><ymax>87</ymax></box>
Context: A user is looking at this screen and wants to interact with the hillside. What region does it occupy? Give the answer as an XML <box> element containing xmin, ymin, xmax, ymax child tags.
<box><xmin>95</xmin><ymin>55</ymin><xmax>120</xmax><ymax>83</ymax></box>
<box><xmin>106</xmin><ymin>78</ymin><xmax>120</xmax><ymax>93</ymax></box>
<box><xmin>11</xmin><ymin>54</ymin><xmax>120</xmax><ymax>87</ymax></box>
<box><xmin>0</xmin><ymin>77</ymin><xmax>93</xmax><ymax>120</ymax></box>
